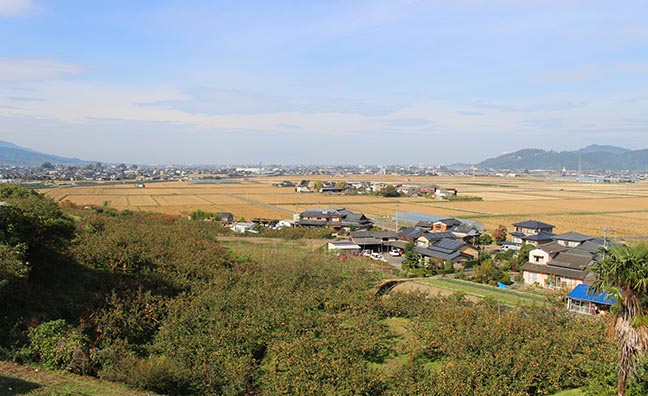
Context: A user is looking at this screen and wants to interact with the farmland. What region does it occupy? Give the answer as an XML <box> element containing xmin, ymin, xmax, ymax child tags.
<box><xmin>41</xmin><ymin>176</ymin><xmax>648</xmax><ymax>239</ymax></box>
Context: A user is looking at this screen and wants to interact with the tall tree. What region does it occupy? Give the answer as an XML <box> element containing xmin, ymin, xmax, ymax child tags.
<box><xmin>591</xmin><ymin>244</ymin><xmax>648</xmax><ymax>396</ymax></box>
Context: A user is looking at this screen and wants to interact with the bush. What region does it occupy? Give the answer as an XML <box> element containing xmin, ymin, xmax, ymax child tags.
<box><xmin>102</xmin><ymin>354</ymin><xmax>193</xmax><ymax>395</ymax></box>
<box><xmin>27</xmin><ymin>319</ymin><xmax>89</xmax><ymax>372</ymax></box>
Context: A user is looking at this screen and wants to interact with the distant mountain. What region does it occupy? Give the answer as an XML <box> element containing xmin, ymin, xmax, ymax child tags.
<box><xmin>0</xmin><ymin>140</ymin><xmax>87</xmax><ymax>166</ymax></box>
<box><xmin>575</xmin><ymin>144</ymin><xmax>631</xmax><ymax>155</ymax></box>
<box><xmin>477</xmin><ymin>145</ymin><xmax>648</xmax><ymax>171</ymax></box>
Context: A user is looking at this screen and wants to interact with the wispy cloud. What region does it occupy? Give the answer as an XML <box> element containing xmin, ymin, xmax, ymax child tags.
<box><xmin>535</xmin><ymin>63</ymin><xmax>648</xmax><ymax>83</ymax></box>
<box><xmin>0</xmin><ymin>0</ymin><xmax>37</xmax><ymax>17</ymax></box>
<box><xmin>0</xmin><ymin>58</ymin><xmax>84</xmax><ymax>81</ymax></box>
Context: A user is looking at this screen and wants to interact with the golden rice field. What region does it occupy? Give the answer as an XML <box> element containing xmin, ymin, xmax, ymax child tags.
<box><xmin>41</xmin><ymin>176</ymin><xmax>648</xmax><ymax>240</ymax></box>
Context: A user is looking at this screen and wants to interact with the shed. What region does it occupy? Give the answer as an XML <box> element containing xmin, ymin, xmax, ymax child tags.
<box><xmin>567</xmin><ymin>284</ymin><xmax>616</xmax><ymax>315</ymax></box>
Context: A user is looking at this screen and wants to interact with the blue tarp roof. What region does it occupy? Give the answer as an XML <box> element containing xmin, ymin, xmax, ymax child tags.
<box><xmin>567</xmin><ymin>284</ymin><xmax>616</xmax><ymax>306</ymax></box>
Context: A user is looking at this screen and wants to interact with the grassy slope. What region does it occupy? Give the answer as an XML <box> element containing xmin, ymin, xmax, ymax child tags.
<box><xmin>419</xmin><ymin>277</ymin><xmax>548</xmax><ymax>306</ymax></box>
<box><xmin>0</xmin><ymin>362</ymin><xmax>158</xmax><ymax>396</ymax></box>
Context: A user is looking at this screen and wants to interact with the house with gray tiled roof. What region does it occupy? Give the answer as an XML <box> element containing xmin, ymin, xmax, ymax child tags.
<box><xmin>521</xmin><ymin>234</ymin><xmax>605</xmax><ymax>289</ymax></box>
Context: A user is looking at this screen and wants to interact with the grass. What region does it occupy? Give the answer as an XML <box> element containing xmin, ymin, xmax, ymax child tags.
<box><xmin>0</xmin><ymin>361</ymin><xmax>157</xmax><ymax>396</ymax></box>
<box><xmin>419</xmin><ymin>277</ymin><xmax>548</xmax><ymax>307</ymax></box>
<box><xmin>550</xmin><ymin>389</ymin><xmax>583</xmax><ymax>396</ymax></box>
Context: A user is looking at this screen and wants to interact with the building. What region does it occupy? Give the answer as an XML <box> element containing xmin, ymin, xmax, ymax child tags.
<box><xmin>567</xmin><ymin>284</ymin><xmax>616</xmax><ymax>315</ymax></box>
<box><xmin>296</xmin><ymin>208</ymin><xmax>372</xmax><ymax>230</ymax></box>
<box><xmin>327</xmin><ymin>240</ymin><xmax>361</xmax><ymax>254</ymax></box>
<box><xmin>510</xmin><ymin>220</ymin><xmax>555</xmax><ymax>244</ymax></box>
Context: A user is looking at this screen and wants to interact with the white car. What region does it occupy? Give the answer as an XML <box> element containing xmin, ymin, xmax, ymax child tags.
<box><xmin>500</xmin><ymin>243</ymin><xmax>521</xmax><ymax>251</ymax></box>
<box><xmin>389</xmin><ymin>248</ymin><xmax>401</xmax><ymax>257</ymax></box>
<box><xmin>370</xmin><ymin>252</ymin><xmax>386</xmax><ymax>261</ymax></box>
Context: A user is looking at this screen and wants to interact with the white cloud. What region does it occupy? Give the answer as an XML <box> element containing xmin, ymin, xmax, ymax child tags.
<box><xmin>0</xmin><ymin>0</ymin><xmax>37</xmax><ymax>17</ymax></box>
<box><xmin>0</xmin><ymin>58</ymin><xmax>84</xmax><ymax>81</ymax></box>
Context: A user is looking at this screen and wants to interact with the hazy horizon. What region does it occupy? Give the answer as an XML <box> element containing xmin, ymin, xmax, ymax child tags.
<box><xmin>2</xmin><ymin>1</ymin><xmax>648</xmax><ymax>164</ymax></box>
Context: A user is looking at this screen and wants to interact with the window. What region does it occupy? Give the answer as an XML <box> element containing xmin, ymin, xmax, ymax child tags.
<box><xmin>533</xmin><ymin>255</ymin><xmax>543</xmax><ymax>263</ymax></box>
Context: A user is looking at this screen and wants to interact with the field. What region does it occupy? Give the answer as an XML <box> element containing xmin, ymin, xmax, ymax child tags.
<box><xmin>0</xmin><ymin>361</ymin><xmax>157</xmax><ymax>396</ymax></box>
<box><xmin>41</xmin><ymin>175</ymin><xmax>648</xmax><ymax>240</ymax></box>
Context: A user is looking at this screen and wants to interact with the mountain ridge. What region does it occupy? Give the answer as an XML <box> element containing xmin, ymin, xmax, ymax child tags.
<box><xmin>477</xmin><ymin>145</ymin><xmax>648</xmax><ymax>171</ymax></box>
<box><xmin>0</xmin><ymin>140</ymin><xmax>87</xmax><ymax>166</ymax></box>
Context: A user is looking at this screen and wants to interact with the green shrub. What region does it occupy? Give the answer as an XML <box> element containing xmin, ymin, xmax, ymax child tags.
<box><xmin>27</xmin><ymin>319</ymin><xmax>89</xmax><ymax>372</ymax></box>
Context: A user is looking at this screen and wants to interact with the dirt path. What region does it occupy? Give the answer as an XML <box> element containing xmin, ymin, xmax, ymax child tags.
<box><xmin>390</xmin><ymin>280</ymin><xmax>481</xmax><ymax>302</ymax></box>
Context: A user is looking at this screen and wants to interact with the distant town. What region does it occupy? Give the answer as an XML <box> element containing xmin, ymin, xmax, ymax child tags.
<box><xmin>0</xmin><ymin>162</ymin><xmax>643</xmax><ymax>185</ymax></box>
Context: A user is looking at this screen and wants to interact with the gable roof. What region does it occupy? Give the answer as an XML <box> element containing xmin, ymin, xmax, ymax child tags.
<box><xmin>537</xmin><ymin>241</ymin><xmax>569</xmax><ymax>255</ymax></box>
<box><xmin>419</xmin><ymin>231</ymin><xmax>456</xmax><ymax>241</ymax></box>
<box><xmin>568</xmin><ymin>284</ymin><xmax>616</xmax><ymax>306</ymax></box>
<box><xmin>433</xmin><ymin>238</ymin><xmax>465</xmax><ymax>251</ymax></box>
<box><xmin>435</xmin><ymin>218</ymin><xmax>462</xmax><ymax>227</ymax></box>
<box><xmin>521</xmin><ymin>262</ymin><xmax>590</xmax><ymax>280</ymax></box>
<box><xmin>512</xmin><ymin>220</ymin><xmax>555</xmax><ymax>229</ymax></box>
<box><xmin>550</xmin><ymin>251</ymin><xmax>594</xmax><ymax>270</ymax></box>
<box><xmin>553</xmin><ymin>231</ymin><xmax>594</xmax><ymax>243</ymax></box>
<box><xmin>399</xmin><ymin>227</ymin><xmax>426</xmax><ymax>240</ymax></box>
<box><xmin>413</xmin><ymin>246</ymin><xmax>462</xmax><ymax>261</ymax></box>
<box><xmin>521</xmin><ymin>232</ymin><xmax>555</xmax><ymax>241</ymax></box>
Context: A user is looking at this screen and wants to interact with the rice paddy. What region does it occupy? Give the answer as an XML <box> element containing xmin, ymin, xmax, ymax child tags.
<box><xmin>41</xmin><ymin>176</ymin><xmax>648</xmax><ymax>240</ymax></box>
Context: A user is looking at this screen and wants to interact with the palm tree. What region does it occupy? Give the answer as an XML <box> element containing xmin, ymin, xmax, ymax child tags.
<box><xmin>590</xmin><ymin>244</ymin><xmax>648</xmax><ymax>396</ymax></box>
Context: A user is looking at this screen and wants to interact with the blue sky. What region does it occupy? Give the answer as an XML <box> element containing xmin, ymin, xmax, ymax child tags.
<box><xmin>1</xmin><ymin>0</ymin><xmax>648</xmax><ymax>165</ymax></box>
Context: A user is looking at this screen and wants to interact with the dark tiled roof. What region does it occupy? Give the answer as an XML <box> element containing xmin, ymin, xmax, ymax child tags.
<box><xmin>436</xmin><ymin>218</ymin><xmax>462</xmax><ymax>227</ymax></box>
<box><xmin>510</xmin><ymin>231</ymin><xmax>525</xmax><ymax>237</ymax></box>
<box><xmin>522</xmin><ymin>262</ymin><xmax>590</xmax><ymax>280</ymax></box>
<box><xmin>553</xmin><ymin>232</ymin><xmax>594</xmax><ymax>243</ymax></box>
<box><xmin>413</xmin><ymin>246</ymin><xmax>461</xmax><ymax>261</ymax></box>
<box><xmin>434</xmin><ymin>238</ymin><xmax>465</xmax><ymax>251</ymax></box>
<box><xmin>551</xmin><ymin>252</ymin><xmax>594</xmax><ymax>270</ymax></box>
<box><xmin>399</xmin><ymin>227</ymin><xmax>426</xmax><ymax>240</ymax></box>
<box><xmin>522</xmin><ymin>232</ymin><xmax>555</xmax><ymax>241</ymax></box>
<box><xmin>513</xmin><ymin>220</ymin><xmax>555</xmax><ymax>229</ymax></box>
<box><xmin>537</xmin><ymin>242</ymin><xmax>569</xmax><ymax>254</ymax></box>
<box><xmin>419</xmin><ymin>231</ymin><xmax>456</xmax><ymax>241</ymax></box>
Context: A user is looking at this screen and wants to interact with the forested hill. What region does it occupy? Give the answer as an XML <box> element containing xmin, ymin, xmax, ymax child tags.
<box><xmin>0</xmin><ymin>140</ymin><xmax>86</xmax><ymax>166</ymax></box>
<box><xmin>477</xmin><ymin>144</ymin><xmax>648</xmax><ymax>171</ymax></box>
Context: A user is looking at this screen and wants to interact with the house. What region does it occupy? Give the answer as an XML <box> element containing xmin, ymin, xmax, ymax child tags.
<box><xmin>275</xmin><ymin>219</ymin><xmax>296</xmax><ymax>229</ymax></box>
<box><xmin>230</xmin><ymin>222</ymin><xmax>257</xmax><ymax>234</ymax></box>
<box><xmin>434</xmin><ymin>188</ymin><xmax>457</xmax><ymax>200</ymax></box>
<box><xmin>522</xmin><ymin>242</ymin><xmax>597</xmax><ymax>289</ymax></box>
<box><xmin>295</xmin><ymin>186</ymin><xmax>312</xmax><ymax>193</ymax></box>
<box><xmin>510</xmin><ymin>220</ymin><xmax>555</xmax><ymax>244</ymax></box>
<box><xmin>327</xmin><ymin>240</ymin><xmax>361</xmax><ymax>254</ymax></box>
<box><xmin>350</xmin><ymin>231</ymin><xmax>400</xmax><ymax>252</ymax></box>
<box><xmin>273</xmin><ymin>180</ymin><xmax>295</xmax><ymax>188</ymax></box>
<box><xmin>413</xmin><ymin>238</ymin><xmax>466</xmax><ymax>265</ymax></box>
<box><xmin>553</xmin><ymin>232</ymin><xmax>595</xmax><ymax>248</ymax></box>
<box><xmin>520</xmin><ymin>232</ymin><xmax>555</xmax><ymax>247</ymax></box>
<box><xmin>297</xmin><ymin>208</ymin><xmax>372</xmax><ymax>230</ymax></box>
<box><xmin>567</xmin><ymin>284</ymin><xmax>616</xmax><ymax>315</ymax></box>
<box><xmin>416</xmin><ymin>231</ymin><xmax>457</xmax><ymax>248</ymax></box>
<box><xmin>432</xmin><ymin>218</ymin><xmax>462</xmax><ymax>233</ymax></box>
<box><xmin>216</xmin><ymin>212</ymin><xmax>234</xmax><ymax>224</ymax></box>
<box><xmin>398</xmin><ymin>227</ymin><xmax>427</xmax><ymax>242</ymax></box>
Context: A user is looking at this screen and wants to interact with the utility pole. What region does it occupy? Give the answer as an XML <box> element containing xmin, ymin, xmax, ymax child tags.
<box><xmin>603</xmin><ymin>226</ymin><xmax>611</xmax><ymax>249</ymax></box>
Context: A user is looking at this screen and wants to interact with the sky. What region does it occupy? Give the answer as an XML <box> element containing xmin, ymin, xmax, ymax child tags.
<box><xmin>1</xmin><ymin>0</ymin><xmax>648</xmax><ymax>165</ymax></box>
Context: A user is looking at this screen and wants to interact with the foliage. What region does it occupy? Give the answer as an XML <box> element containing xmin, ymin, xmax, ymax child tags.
<box><xmin>472</xmin><ymin>259</ymin><xmax>511</xmax><ymax>285</ymax></box>
<box><xmin>493</xmin><ymin>225</ymin><xmax>508</xmax><ymax>243</ymax></box>
<box><xmin>516</xmin><ymin>243</ymin><xmax>535</xmax><ymax>268</ymax></box>
<box><xmin>590</xmin><ymin>244</ymin><xmax>648</xmax><ymax>395</ymax></box>
<box><xmin>379</xmin><ymin>185</ymin><xmax>401</xmax><ymax>197</ymax></box>
<box><xmin>447</xmin><ymin>194</ymin><xmax>483</xmax><ymax>201</ymax></box>
<box><xmin>26</xmin><ymin>319</ymin><xmax>89</xmax><ymax>372</ymax></box>
<box><xmin>479</xmin><ymin>233</ymin><xmax>494</xmax><ymax>246</ymax></box>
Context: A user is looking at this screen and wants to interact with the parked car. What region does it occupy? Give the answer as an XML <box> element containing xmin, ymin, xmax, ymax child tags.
<box><xmin>389</xmin><ymin>248</ymin><xmax>401</xmax><ymax>257</ymax></box>
<box><xmin>370</xmin><ymin>252</ymin><xmax>387</xmax><ymax>262</ymax></box>
<box><xmin>500</xmin><ymin>243</ymin><xmax>521</xmax><ymax>251</ymax></box>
